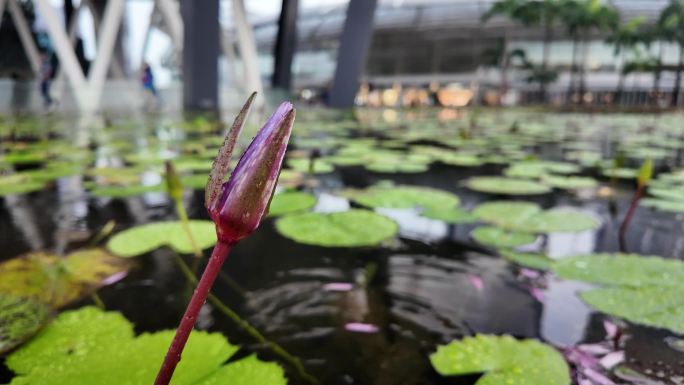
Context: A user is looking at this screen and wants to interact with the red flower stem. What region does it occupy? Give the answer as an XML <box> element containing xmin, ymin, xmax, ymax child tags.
<box><xmin>154</xmin><ymin>240</ymin><xmax>233</xmax><ymax>385</ymax></box>
<box><xmin>619</xmin><ymin>185</ymin><xmax>643</xmax><ymax>253</ymax></box>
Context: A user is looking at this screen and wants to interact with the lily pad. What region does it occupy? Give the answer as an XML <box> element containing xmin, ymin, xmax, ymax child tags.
<box><xmin>640</xmin><ymin>198</ymin><xmax>684</xmax><ymax>213</ymax></box>
<box><xmin>287</xmin><ymin>158</ymin><xmax>334</xmax><ymax>174</ymax></box>
<box><xmin>472</xmin><ymin>201</ymin><xmax>599</xmax><ymax>234</ymax></box>
<box><xmin>648</xmin><ymin>187</ymin><xmax>684</xmax><ymax>203</ymax></box>
<box><xmin>345</xmin><ymin>185</ymin><xmax>460</xmax><ymax>210</ymax></box>
<box><xmin>0</xmin><ymin>249</ymin><xmax>130</xmax><ymax>308</ymax></box>
<box><xmin>601</xmin><ymin>168</ymin><xmax>637</xmax><ymax>179</ymax></box>
<box><xmin>268</xmin><ymin>191</ymin><xmax>317</xmax><ymax>216</ymax></box>
<box><xmin>88</xmin><ymin>184</ymin><xmax>164</xmax><ymax>198</ymax></box>
<box><xmin>471</xmin><ymin>227</ymin><xmax>536</xmax><ymax>248</ymax></box>
<box><xmin>5</xmin><ymin>307</ymin><xmax>287</xmax><ymax>385</ymax></box>
<box><xmin>107</xmin><ymin>220</ymin><xmax>217</xmax><ymax>257</ymax></box>
<box><xmin>542</xmin><ymin>175</ymin><xmax>598</xmax><ymax>190</ymax></box>
<box><xmin>430</xmin><ymin>334</ymin><xmax>570</xmax><ymax>385</ymax></box>
<box><xmin>275</xmin><ymin>209</ymin><xmax>398</xmax><ymax>247</ymax></box>
<box><xmin>553</xmin><ymin>254</ymin><xmax>684</xmax><ymax>287</ymax></box>
<box><xmin>0</xmin><ymin>295</ymin><xmax>50</xmax><ymax>354</ymax></box>
<box><xmin>581</xmin><ymin>286</ymin><xmax>684</xmax><ymax>334</ymax></box>
<box><xmin>466</xmin><ymin>177</ymin><xmax>551</xmax><ymax>195</ymax></box>
<box><xmin>422</xmin><ymin>206</ymin><xmax>477</xmax><ymax>224</ymax></box>
<box><xmin>500</xmin><ymin>251</ymin><xmax>553</xmax><ymax>271</ymax></box>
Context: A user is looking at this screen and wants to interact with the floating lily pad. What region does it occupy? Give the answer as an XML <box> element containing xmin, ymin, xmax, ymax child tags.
<box><xmin>466</xmin><ymin>177</ymin><xmax>551</xmax><ymax>195</ymax></box>
<box><xmin>542</xmin><ymin>175</ymin><xmax>598</xmax><ymax>190</ymax></box>
<box><xmin>472</xmin><ymin>201</ymin><xmax>599</xmax><ymax>233</ymax></box>
<box><xmin>422</xmin><ymin>206</ymin><xmax>477</xmax><ymax>224</ymax></box>
<box><xmin>0</xmin><ymin>249</ymin><xmax>130</xmax><ymax>308</ymax></box>
<box><xmin>5</xmin><ymin>307</ymin><xmax>286</xmax><ymax>385</ymax></box>
<box><xmin>601</xmin><ymin>168</ymin><xmax>637</xmax><ymax>179</ymax></box>
<box><xmin>581</xmin><ymin>286</ymin><xmax>684</xmax><ymax>334</ymax></box>
<box><xmin>107</xmin><ymin>220</ymin><xmax>216</xmax><ymax>257</ymax></box>
<box><xmin>640</xmin><ymin>198</ymin><xmax>684</xmax><ymax>213</ymax></box>
<box><xmin>500</xmin><ymin>251</ymin><xmax>553</xmax><ymax>271</ymax></box>
<box><xmin>0</xmin><ymin>295</ymin><xmax>50</xmax><ymax>354</ymax></box>
<box><xmin>287</xmin><ymin>158</ymin><xmax>334</xmax><ymax>174</ymax></box>
<box><xmin>553</xmin><ymin>254</ymin><xmax>684</xmax><ymax>287</ymax></box>
<box><xmin>182</xmin><ymin>174</ymin><xmax>210</xmax><ymax>190</ymax></box>
<box><xmin>648</xmin><ymin>187</ymin><xmax>684</xmax><ymax>203</ymax></box>
<box><xmin>345</xmin><ymin>185</ymin><xmax>460</xmax><ymax>210</ymax></box>
<box><xmin>88</xmin><ymin>184</ymin><xmax>164</xmax><ymax>198</ymax></box>
<box><xmin>430</xmin><ymin>334</ymin><xmax>570</xmax><ymax>385</ymax></box>
<box><xmin>471</xmin><ymin>226</ymin><xmax>536</xmax><ymax>248</ymax></box>
<box><xmin>275</xmin><ymin>209</ymin><xmax>398</xmax><ymax>247</ymax></box>
<box><xmin>0</xmin><ymin>175</ymin><xmax>45</xmax><ymax>196</ymax></box>
<box><xmin>268</xmin><ymin>191</ymin><xmax>317</xmax><ymax>216</ymax></box>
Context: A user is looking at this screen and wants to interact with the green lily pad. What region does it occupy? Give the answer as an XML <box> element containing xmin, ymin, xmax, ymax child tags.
<box><xmin>5</xmin><ymin>307</ymin><xmax>286</xmax><ymax>385</ymax></box>
<box><xmin>422</xmin><ymin>206</ymin><xmax>477</xmax><ymax>224</ymax></box>
<box><xmin>287</xmin><ymin>158</ymin><xmax>334</xmax><ymax>174</ymax></box>
<box><xmin>648</xmin><ymin>187</ymin><xmax>684</xmax><ymax>202</ymax></box>
<box><xmin>581</xmin><ymin>286</ymin><xmax>684</xmax><ymax>334</ymax></box>
<box><xmin>182</xmin><ymin>174</ymin><xmax>210</xmax><ymax>190</ymax></box>
<box><xmin>0</xmin><ymin>249</ymin><xmax>130</xmax><ymax>308</ymax></box>
<box><xmin>466</xmin><ymin>177</ymin><xmax>551</xmax><ymax>195</ymax></box>
<box><xmin>640</xmin><ymin>198</ymin><xmax>684</xmax><ymax>213</ymax></box>
<box><xmin>553</xmin><ymin>254</ymin><xmax>684</xmax><ymax>287</ymax></box>
<box><xmin>0</xmin><ymin>177</ymin><xmax>45</xmax><ymax>196</ymax></box>
<box><xmin>500</xmin><ymin>251</ymin><xmax>553</xmax><ymax>271</ymax></box>
<box><xmin>472</xmin><ymin>201</ymin><xmax>599</xmax><ymax>233</ymax></box>
<box><xmin>471</xmin><ymin>227</ymin><xmax>536</xmax><ymax>248</ymax></box>
<box><xmin>107</xmin><ymin>220</ymin><xmax>217</xmax><ymax>257</ymax></box>
<box><xmin>88</xmin><ymin>184</ymin><xmax>165</xmax><ymax>198</ymax></box>
<box><xmin>0</xmin><ymin>295</ymin><xmax>50</xmax><ymax>354</ymax></box>
<box><xmin>601</xmin><ymin>168</ymin><xmax>637</xmax><ymax>179</ymax></box>
<box><xmin>275</xmin><ymin>209</ymin><xmax>398</xmax><ymax>247</ymax></box>
<box><xmin>430</xmin><ymin>334</ymin><xmax>570</xmax><ymax>385</ymax></box>
<box><xmin>542</xmin><ymin>175</ymin><xmax>598</xmax><ymax>190</ymax></box>
<box><xmin>345</xmin><ymin>185</ymin><xmax>460</xmax><ymax>210</ymax></box>
<box><xmin>268</xmin><ymin>191</ymin><xmax>317</xmax><ymax>216</ymax></box>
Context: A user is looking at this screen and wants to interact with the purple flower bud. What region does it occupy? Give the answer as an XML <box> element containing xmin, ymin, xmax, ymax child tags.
<box><xmin>207</xmin><ymin>101</ymin><xmax>295</xmax><ymax>243</ymax></box>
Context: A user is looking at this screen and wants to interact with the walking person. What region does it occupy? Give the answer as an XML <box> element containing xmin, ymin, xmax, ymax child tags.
<box><xmin>39</xmin><ymin>52</ymin><xmax>54</xmax><ymax>110</ymax></box>
<box><xmin>141</xmin><ymin>62</ymin><xmax>160</xmax><ymax>110</ymax></box>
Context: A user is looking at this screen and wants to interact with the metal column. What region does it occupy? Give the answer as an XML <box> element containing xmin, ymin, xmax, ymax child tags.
<box><xmin>181</xmin><ymin>0</ymin><xmax>219</xmax><ymax>111</ymax></box>
<box><xmin>327</xmin><ymin>0</ymin><xmax>378</xmax><ymax>108</ymax></box>
<box><xmin>272</xmin><ymin>0</ymin><xmax>298</xmax><ymax>91</ymax></box>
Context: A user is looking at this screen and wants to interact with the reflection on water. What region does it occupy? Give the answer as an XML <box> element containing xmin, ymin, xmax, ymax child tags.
<box><xmin>2</xmin><ymin>115</ymin><xmax>684</xmax><ymax>384</ymax></box>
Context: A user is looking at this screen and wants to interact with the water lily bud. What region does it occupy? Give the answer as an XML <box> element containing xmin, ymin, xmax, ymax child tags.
<box><xmin>165</xmin><ymin>161</ymin><xmax>183</xmax><ymax>202</ymax></box>
<box><xmin>208</xmin><ymin>101</ymin><xmax>295</xmax><ymax>243</ymax></box>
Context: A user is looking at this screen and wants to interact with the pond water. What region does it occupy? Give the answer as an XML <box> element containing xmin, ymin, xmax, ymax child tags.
<box><xmin>1</xmin><ymin>109</ymin><xmax>684</xmax><ymax>384</ymax></box>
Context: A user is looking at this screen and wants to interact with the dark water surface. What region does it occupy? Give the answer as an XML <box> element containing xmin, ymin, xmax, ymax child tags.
<box><xmin>1</xmin><ymin>113</ymin><xmax>684</xmax><ymax>384</ymax></box>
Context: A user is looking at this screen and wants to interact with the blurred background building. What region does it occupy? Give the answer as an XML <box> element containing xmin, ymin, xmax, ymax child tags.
<box><xmin>0</xmin><ymin>0</ymin><xmax>682</xmax><ymax>113</ymax></box>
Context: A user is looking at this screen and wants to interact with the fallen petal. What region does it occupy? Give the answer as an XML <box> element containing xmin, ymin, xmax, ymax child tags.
<box><xmin>468</xmin><ymin>275</ymin><xmax>484</xmax><ymax>291</ymax></box>
<box><xmin>323</xmin><ymin>283</ymin><xmax>354</xmax><ymax>292</ymax></box>
<box><xmin>582</xmin><ymin>368</ymin><xmax>616</xmax><ymax>385</ymax></box>
<box><xmin>344</xmin><ymin>323</ymin><xmax>379</xmax><ymax>333</ymax></box>
<box><xmin>599</xmin><ymin>351</ymin><xmax>625</xmax><ymax>369</ymax></box>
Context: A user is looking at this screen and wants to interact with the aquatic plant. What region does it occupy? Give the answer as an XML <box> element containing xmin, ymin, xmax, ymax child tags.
<box><xmin>154</xmin><ymin>93</ymin><xmax>295</xmax><ymax>385</ymax></box>
<box><xmin>618</xmin><ymin>158</ymin><xmax>652</xmax><ymax>252</ymax></box>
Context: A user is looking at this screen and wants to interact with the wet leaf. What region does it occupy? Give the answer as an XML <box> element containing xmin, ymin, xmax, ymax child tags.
<box><xmin>6</xmin><ymin>307</ymin><xmax>286</xmax><ymax>385</ymax></box>
<box><xmin>0</xmin><ymin>249</ymin><xmax>130</xmax><ymax>308</ymax></box>
<box><xmin>107</xmin><ymin>220</ymin><xmax>217</xmax><ymax>257</ymax></box>
<box><xmin>287</xmin><ymin>158</ymin><xmax>334</xmax><ymax>174</ymax></box>
<box><xmin>268</xmin><ymin>191</ymin><xmax>317</xmax><ymax>216</ymax></box>
<box><xmin>472</xmin><ymin>201</ymin><xmax>599</xmax><ymax>233</ymax></box>
<box><xmin>345</xmin><ymin>185</ymin><xmax>460</xmax><ymax>210</ymax></box>
<box><xmin>542</xmin><ymin>175</ymin><xmax>598</xmax><ymax>190</ymax></box>
<box><xmin>88</xmin><ymin>183</ymin><xmax>164</xmax><ymax>197</ymax></box>
<box><xmin>275</xmin><ymin>209</ymin><xmax>398</xmax><ymax>247</ymax></box>
<box><xmin>466</xmin><ymin>177</ymin><xmax>551</xmax><ymax>195</ymax></box>
<box><xmin>647</xmin><ymin>187</ymin><xmax>684</xmax><ymax>203</ymax></box>
<box><xmin>422</xmin><ymin>206</ymin><xmax>477</xmax><ymax>224</ymax></box>
<box><xmin>471</xmin><ymin>227</ymin><xmax>536</xmax><ymax>248</ymax></box>
<box><xmin>640</xmin><ymin>197</ymin><xmax>684</xmax><ymax>212</ymax></box>
<box><xmin>500</xmin><ymin>251</ymin><xmax>553</xmax><ymax>271</ymax></box>
<box><xmin>0</xmin><ymin>295</ymin><xmax>50</xmax><ymax>354</ymax></box>
<box><xmin>581</xmin><ymin>286</ymin><xmax>684</xmax><ymax>334</ymax></box>
<box><xmin>553</xmin><ymin>254</ymin><xmax>684</xmax><ymax>287</ymax></box>
<box><xmin>430</xmin><ymin>334</ymin><xmax>570</xmax><ymax>385</ymax></box>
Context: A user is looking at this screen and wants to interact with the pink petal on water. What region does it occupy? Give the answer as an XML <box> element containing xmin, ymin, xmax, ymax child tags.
<box><xmin>468</xmin><ymin>275</ymin><xmax>484</xmax><ymax>291</ymax></box>
<box><xmin>344</xmin><ymin>323</ymin><xmax>379</xmax><ymax>333</ymax></box>
<box><xmin>582</xmin><ymin>368</ymin><xmax>616</xmax><ymax>385</ymax></box>
<box><xmin>529</xmin><ymin>286</ymin><xmax>545</xmax><ymax>301</ymax></box>
<box><xmin>102</xmin><ymin>271</ymin><xmax>128</xmax><ymax>285</ymax></box>
<box><xmin>323</xmin><ymin>283</ymin><xmax>354</xmax><ymax>292</ymax></box>
<box><xmin>565</xmin><ymin>347</ymin><xmax>600</xmax><ymax>368</ymax></box>
<box><xmin>577</xmin><ymin>343</ymin><xmax>612</xmax><ymax>355</ymax></box>
<box><xmin>600</xmin><ymin>351</ymin><xmax>625</xmax><ymax>369</ymax></box>
<box><xmin>603</xmin><ymin>320</ymin><xmax>619</xmax><ymax>339</ymax></box>
<box><xmin>519</xmin><ymin>268</ymin><xmax>540</xmax><ymax>279</ymax></box>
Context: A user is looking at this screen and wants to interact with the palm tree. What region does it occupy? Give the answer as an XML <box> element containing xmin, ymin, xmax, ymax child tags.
<box><xmin>562</xmin><ymin>0</ymin><xmax>619</xmax><ymax>103</ymax></box>
<box><xmin>483</xmin><ymin>0</ymin><xmax>564</xmax><ymax>103</ymax></box>
<box><xmin>606</xmin><ymin>17</ymin><xmax>646</xmax><ymax>103</ymax></box>
<box><xmin>659</xmin><ymin>0</ymin><xmax>684</xmax><ymax>107</ymax></box>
